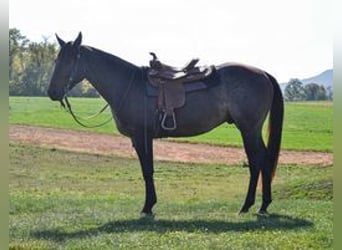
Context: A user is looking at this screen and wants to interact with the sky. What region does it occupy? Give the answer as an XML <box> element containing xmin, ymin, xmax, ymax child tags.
<box><xmin>9</xmin><ymin>0</ymin><xmax>333</xmax><ymax>83</ymax></box>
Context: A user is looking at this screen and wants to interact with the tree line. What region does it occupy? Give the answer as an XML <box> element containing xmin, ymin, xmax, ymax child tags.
<box><xmin>9</xmin><ymin>28</ymin><xmax>332</xmax><ymax>101</ymax></box>
<box><xmin>283</xmin><ymin>78</ymin><xmax>332</xmax><ymax>101</ymax></box>
<box><xmin>9</xmin><ymin>28</ymin><xmax>99</xmax><ymax>97</ymax></box>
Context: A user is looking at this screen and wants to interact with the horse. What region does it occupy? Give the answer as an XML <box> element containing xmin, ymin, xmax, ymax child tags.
<box><xmin>48</xmin><ymin>32</ymin><xmax>284</xmax><ymax>216</ymax></box>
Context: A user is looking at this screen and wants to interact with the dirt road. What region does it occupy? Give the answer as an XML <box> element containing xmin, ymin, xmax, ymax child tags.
<box><xmin>10</xmin><ymin>125</ymin><xmax>332</xmax><ymax>166</ymax></box>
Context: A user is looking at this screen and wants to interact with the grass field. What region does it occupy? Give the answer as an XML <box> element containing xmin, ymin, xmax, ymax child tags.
<box><xmin>9</xmin><ymin>144</ymin><xmax>333</xmax><ymax>249</ymax></box>
<box><xmin>9</xmin><ymin>96</ymin><xmax>333</xmax><ymax>152</ymax></box>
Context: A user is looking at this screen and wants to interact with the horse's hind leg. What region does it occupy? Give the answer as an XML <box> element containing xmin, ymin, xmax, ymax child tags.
<box><xmin>239</xmin><ymin>130</ymin><xmax>269</xmax><ymax>214</ymax></box>
<box><xmin>259</xmin><ymin>154</ymin><xmax>273</xmax><ymax>215</ymax></box>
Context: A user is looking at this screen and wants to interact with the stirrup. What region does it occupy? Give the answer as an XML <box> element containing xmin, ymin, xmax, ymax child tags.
<box><xmin>161</xmin><ymin>112</ymin><xmax>177</xmax><ymax>130</ymax></box>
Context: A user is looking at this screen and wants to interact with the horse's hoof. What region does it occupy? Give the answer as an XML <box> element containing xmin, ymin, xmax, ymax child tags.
<box><xmin>257</xmin><ymin>210</ymin><xmax>269</xmax><ymax>217</ymax></box>
<box><xmin>237</xmin><ymin>212</ymin><xmax>247</xmax><ymax>218</ymax></box>
<box><xmin>140</xmin><ymin>212</ymin><xmax>155</xmax><ymax>220</ymax></box>
<box><xmin>238</xmin><ymin>209</ymin><xmax>249</xmax><ymax>217</ymax></box>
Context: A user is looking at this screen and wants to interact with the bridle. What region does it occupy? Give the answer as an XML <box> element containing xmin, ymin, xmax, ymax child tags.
<box><xmin>58</xmin><ymin>49</ymin><xmax>138</xmax><ymax>128</ymax></box>
<box><xmin>59</xmin><ymin>50</ymin><xmax>112</xmax><ymax>128</ymax></box>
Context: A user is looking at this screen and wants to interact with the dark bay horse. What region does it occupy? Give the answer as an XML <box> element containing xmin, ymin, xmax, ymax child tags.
<box><xmin>48</xmin><ymin>32</ymin><xmax>284</xmax><ymax>215</ymax></box>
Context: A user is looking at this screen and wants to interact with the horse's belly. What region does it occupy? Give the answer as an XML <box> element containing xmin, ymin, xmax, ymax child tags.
<box><xmin>161</xmin><ymin>109</ymin><xmax>228</xmax><ymax>138</ymax></box>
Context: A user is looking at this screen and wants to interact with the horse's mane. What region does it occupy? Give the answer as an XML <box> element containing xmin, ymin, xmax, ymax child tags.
<box><xmin>81</xmin><ymin>45</ymin><xmax>138</xmax><ymax>69</ymax></box>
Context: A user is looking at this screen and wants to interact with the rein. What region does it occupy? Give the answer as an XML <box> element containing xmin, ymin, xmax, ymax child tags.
<box><xmin>60</xmin><ymin>97</ymin><xmax>112</xmax><ymax>128</ymax></box>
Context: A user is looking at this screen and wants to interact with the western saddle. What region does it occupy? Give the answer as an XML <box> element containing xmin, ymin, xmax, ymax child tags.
<box><xmin>147</xmin><ymin>52</ymin><xmax>213</xmax><ymax>130</ymax></box>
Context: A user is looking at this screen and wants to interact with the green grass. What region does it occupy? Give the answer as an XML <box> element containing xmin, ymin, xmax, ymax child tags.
<box><xmin>9</xmin><ymin>96</ymin><xmax>333</xmax><ymax>152</ymax></box>
<box><xmin>9</xmin><ymin>96</ymin><xmax>115</xmax><ymax>133</ymax></box>
<box><xmin>281</xmin><ymin>102</ymin><xmax>332</xmax><ymax>152</ymax></box>
<box><xmin>9</xmin><ymin>143</ymin><xmax>333</xmax><ymax>249</ymax></box>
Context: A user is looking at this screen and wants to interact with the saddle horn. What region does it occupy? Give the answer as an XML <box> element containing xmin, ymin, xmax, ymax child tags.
<box><xmin>149</xmin><ymin>52</ymin><xmax>157</xmax><ymax>60</ymax></box>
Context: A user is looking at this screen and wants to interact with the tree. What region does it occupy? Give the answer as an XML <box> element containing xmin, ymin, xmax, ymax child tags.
<box><xmin>284</xmin><ymin>78</ymin><xmax>306</xmax><ymax>101</ymax></box>
<box><xmin>304</xmin><ymin>83</ymin><xmax>327</xmax><ymax>101</ymax></box>
<box><xmin>9</xmin><ymin>28</ymin><xmax>29</xmax><ymax>95</ymax></box>
<box><xmin>9</xmin><ymin>28</ymin><xmax>99</xmax><ymax>97</ymax></box>
<box><xmin>68</xmin><ymin>80</ymin><xmax>100</xmax><ymax>97</ymax></box>
<box><xmin>326</xmin><ymin>86</ymin><xmax>333</xmax><ymax>100</ymax></box>
<box><xmin>9</xmin><ymin>29</ymin><xmax>58</xmax><ymax>96</ymax></box>
<box><xmin>21</xmin><ymin>38</ymin><xmax>58</xmax><ymax>95</ymax></box>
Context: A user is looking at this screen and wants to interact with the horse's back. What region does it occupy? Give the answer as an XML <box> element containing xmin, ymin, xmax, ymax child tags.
<box><xmin>216</xmin><ymin>62</ymin><xmax>271</xmax><ymax>85</ymax></box>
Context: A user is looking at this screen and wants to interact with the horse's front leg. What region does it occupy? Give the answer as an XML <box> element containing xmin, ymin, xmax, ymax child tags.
<box><xmin>132</xmin><ymin>133</ymin><xmax>157</xmax><ymax>216</ymax></box>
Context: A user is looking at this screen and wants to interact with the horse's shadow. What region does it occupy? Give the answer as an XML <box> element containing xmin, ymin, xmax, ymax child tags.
<box><xmin>31</xmin><ymin>213</ymin><xmax>313</xmax><ymax>242</ymax></box>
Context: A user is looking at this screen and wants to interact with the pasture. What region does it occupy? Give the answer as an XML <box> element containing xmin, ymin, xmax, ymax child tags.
<box><xmin>9</xmin><ymin>97</ymin><xmax>333</xmax><ymax>249</ymax></box>
<box><xmin>9</xmin><ymin>97</ymin><xmax>333</xmax><ymax>152</ymax></box>
<box><xmin>9</xmin><ymin>144</ymin><xmax>332</xmax><ymax>249</ymax></box>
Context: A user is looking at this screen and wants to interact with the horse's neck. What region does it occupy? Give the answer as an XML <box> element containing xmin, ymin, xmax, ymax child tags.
<box><xmin>81</xmin><ymin>46</ymin><xmax>138</xmax><ymax>104</ymax></box>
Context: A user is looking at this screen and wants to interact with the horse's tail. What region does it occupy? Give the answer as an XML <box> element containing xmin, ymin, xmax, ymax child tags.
<box><xmin>266</xmin><ymin>73</ymin><xmax>284</xmax><ymax>180</ymax></box>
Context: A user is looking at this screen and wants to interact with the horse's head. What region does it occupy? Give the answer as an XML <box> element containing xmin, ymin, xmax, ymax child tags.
<box><xmin>48</xmin><ymin>32</ymin><xmax>85</xmax><ymax>101</ymax></box>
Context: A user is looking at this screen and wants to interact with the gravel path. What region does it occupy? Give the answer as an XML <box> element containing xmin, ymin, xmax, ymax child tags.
<box><xmin>10</xmin><ymin>125</ymin><xmax>333</xmax><ymax>166</ymax></box>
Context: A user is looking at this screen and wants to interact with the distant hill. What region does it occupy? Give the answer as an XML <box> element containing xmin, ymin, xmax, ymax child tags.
<box><xmin>280</xmin><ymin>69</ymin><xmax>333</xmax><ymax>92</ymax></box>
<box><xmin>300</xmin><ymin>69</ymin><xmax>333</xmax><ymax>89</ymax></box>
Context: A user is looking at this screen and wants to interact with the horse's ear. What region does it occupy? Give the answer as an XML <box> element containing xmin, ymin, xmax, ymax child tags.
<box><xmin>55</xmin><ymin>33</ymin><xmax>66</xmax><ymax>47</ymax></box>
<box><xmin>73</xmin><ymin>32</ymin><xmax>82</xmax><ymax>48</ymax></box>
